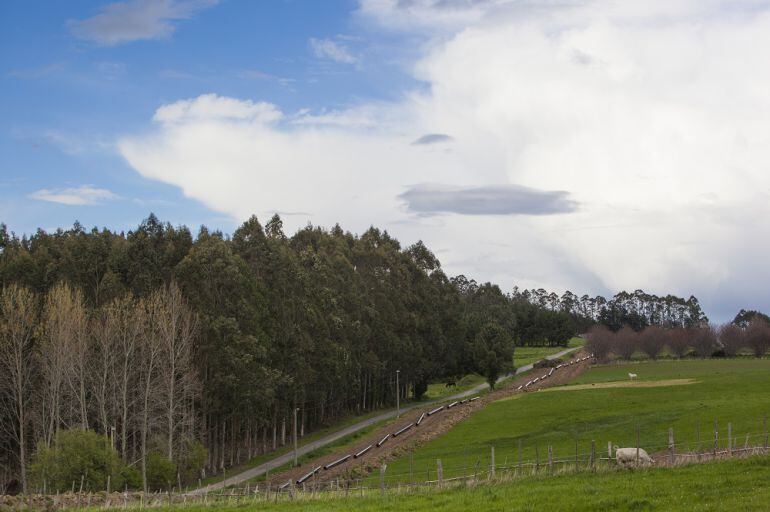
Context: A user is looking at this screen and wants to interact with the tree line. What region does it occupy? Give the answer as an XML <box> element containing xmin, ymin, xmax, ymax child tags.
<box><xmin>513</xmin><ymin>287</ymin><xmax>709</xmax><ymax>332</ymax></box>
<box><xmin>586</xmin><ymin>320</ymin><xmax>770</xmax><ymax>362</ymax></box>
<box><xmin>0</xmin><ymin>214</ymin><xmax>577</xmax><ymax>493</ymax></box>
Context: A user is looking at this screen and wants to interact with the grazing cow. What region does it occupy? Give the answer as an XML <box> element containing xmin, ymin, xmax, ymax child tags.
<box><xmin>613</xmin><ymin>446</ymin><xmax>654</xmax><ymax>466</ymax></box>
<box><xmin>628</xmin><ymin>373</ymin><xmax>637</xmax><ymax>380</ymax></box>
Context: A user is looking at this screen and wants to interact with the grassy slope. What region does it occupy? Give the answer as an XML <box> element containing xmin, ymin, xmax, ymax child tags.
<box><xmin>152</xmin><ymin>456</ymin><xmax>770</xmax><ymax>511</ymax></box>
<box><xmin>210</xmin><ymin>338</ymin><xmax>586</xmax><ymax>486</ymax></box>
<box><xmin>425</xmin><ymin>338</ymin><xmax>585</xmax><ymax>401</ymax></box>
<box><xmin>378</xmin><ymin>358</ymin><xmax>770</xmax><ymax>484</ymax></box>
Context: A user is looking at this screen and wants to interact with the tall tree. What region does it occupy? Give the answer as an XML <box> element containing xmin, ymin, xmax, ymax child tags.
<box><xmin>0</xmin><ymin>284</ymin><xmax>38</xmax><ymax>493</ymax></box>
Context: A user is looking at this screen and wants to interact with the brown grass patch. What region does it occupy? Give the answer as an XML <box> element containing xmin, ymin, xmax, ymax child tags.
<box><xmin>539</xmin><ymin>378</ymin><xmax>697</xmax><ymax>393</ymax></box>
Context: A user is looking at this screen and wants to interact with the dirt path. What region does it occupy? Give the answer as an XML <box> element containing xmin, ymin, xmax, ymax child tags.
<box><xmin>191</xmin><ymin>346</ymin><xmax>581</xmax><ymax>494</ymax></box>
<box><xmin>268</xmin><ymin>351</ymin><xmax>594</xmax><ymax>488</ymax></box>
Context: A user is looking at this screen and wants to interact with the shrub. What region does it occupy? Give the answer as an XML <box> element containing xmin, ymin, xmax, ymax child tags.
<box><xmin>691</xmin><ymin>326</ymin><xmax>718</xmax><ymax>358</ymax></box>
<box><xmin>586</xmin><ymin>325</ymin><xmax>612</xmax><ymax>362</ymax></box>
<box><xmin>745</xmin><ymin>319</ymin><xmax>770</xmax><ymax>357</ymax></box>
<box><xmin>639</xmin><ymin>326</ymin><xmax>666</xmax><ymax>360</ymax></box>
<box><xmin>718</xmin><ymin>323</ymin><xmax>745</xmax><ymax>357</ymax></box>
<box><xmin>177</xmin><ymin>438</ymin><xmax>207</xmax><ymax>485</ymax></box>
<box><xmin>29</xmin><ymin>428</ymin><xmax>132</xmax><ymax>492</ymax></box>
<box><xmin>533</xmin><ymin>358</ymin><xmax>561</xmax><ymax>369</ymax></box>
<box><xmin>146</xmin><ymin>452</ymin><xmax>176</xmax><ymax>491</ymax></box>
<box><xmin>612</xmin><ymin>327</ymin><xmax>639</xmax><ymax>361</ymax></box>
<box><xmin>667</xmin><ymin>328</ymin><xmax>691</xmax><ymax>358</ymax></box>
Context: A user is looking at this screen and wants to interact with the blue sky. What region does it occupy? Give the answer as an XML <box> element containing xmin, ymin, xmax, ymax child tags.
<box><xmin>3</xmin><ymin>0</ymin><xmax>770</xmax><ymax>320</ymax></box>
<box><xmin>0</xmin><ymin>0</ymin><xmax>417</xmax><ymax>233</ymax></box>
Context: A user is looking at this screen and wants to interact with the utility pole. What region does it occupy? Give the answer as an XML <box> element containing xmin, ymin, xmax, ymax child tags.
<box><xmin>396</xmin><ymin>370</ymin><xmax>401</xmax><ymax>418</ymax></box>
<box><xmin>293</xmin><ymin>407</ymin><xmax>299</xmax><ymax>467</ymax></box>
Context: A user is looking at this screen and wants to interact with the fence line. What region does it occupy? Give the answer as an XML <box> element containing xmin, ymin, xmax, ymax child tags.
<box><xmin>8</xmin><ymin>421</ymin><xmax>768</xmax><ymax>510</ymax></box>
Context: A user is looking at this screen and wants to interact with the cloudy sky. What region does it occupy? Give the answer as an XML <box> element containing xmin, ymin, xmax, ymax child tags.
<box><xmin>2</xmin><ymin>0</ymin><xmax>770</xmax><ymax>320</ymax></box>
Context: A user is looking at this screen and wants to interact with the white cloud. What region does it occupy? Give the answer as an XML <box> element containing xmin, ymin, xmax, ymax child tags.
<box><xmin>69</xmin><ymin>0</ymin><xmax>217</xmax><ymax>45</ymax></box>
<box><xmin>153</xmin><ymin>94</ymin><xmax>283</xmax><ymax>125</ymax></box>
<box><xmin>309</xmin><ymin>38</ymin><xmax>358</xmax><ymax>64</ymax></box>
<box><xmin>119</xmin><ymin>1</ymin><xmax>770</xmax><ymax>319</ymax></box>
<box><xmin>30</xmin><ymin>186</ymin><xmax>118</xmax><ymax>206</ymax></box>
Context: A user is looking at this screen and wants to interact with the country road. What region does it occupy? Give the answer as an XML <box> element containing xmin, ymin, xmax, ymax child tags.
<box><xmin>191</xmin><ymin>345</ymin><xmax>580</xmax><ymax>494</ymax></box>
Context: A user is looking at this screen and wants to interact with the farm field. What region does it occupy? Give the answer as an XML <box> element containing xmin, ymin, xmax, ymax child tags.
<box><xmin>424</xmin><ymin>338</ymin><xmax>584</xmax><ymax>401</ymax></box>
<box><xmin>376</xmin><ymin>359</ymin><xmax>770</xmax><ymax>484</ymax></box>
<box><xmin>143</xmin><ymin>456</ymin><xmax>770</xmax><ymax>511</ymax></box>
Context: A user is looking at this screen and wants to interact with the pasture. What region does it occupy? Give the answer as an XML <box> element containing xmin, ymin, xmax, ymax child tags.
<box><xmin>134</xmin><ymin>456</ymin><xmax>770</xmax><ymax>511</ymax></box>
<box><xmin>376</xmin><ymin>359</ymin><xmax>770</xmax><ymax>484</ymax></box>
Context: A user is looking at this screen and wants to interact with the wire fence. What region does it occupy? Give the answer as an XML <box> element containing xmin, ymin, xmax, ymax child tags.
<box><xmin>6</xmin><ymin>418</ymin><xmax>768</xmax><ymax>510</ymax></box>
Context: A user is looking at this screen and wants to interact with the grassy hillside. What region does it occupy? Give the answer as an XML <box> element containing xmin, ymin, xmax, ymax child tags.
<box><xmin>378</xmin><ymin>359</ymin><xmax>770</xmax><ymax>484</ymax></box>
<box><xmin>149</xmin><ymin>456</ymin><xmax>770</xmax><ymax>511</ymax></box>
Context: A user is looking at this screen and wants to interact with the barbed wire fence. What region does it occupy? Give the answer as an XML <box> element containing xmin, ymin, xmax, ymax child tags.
<box><xmin>6</xmin><ymin>416</ymin><xmax>767</xmax><ymax>510</ymax></box>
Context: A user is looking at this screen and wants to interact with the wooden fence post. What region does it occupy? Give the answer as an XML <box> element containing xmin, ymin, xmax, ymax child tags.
<box><xmin>669</xmin><ymin>427</ymin><xmax>675</xmax><ymax>465</ymax></box>
<box><xmin>547</xmin><ymin>445</ymin><xmax>553</xmax><ymax>475</ymax></box>
<box><xmin>714</xmin><ymin>420</ymin><xmax>719</xmax><ymax>458</ymax></box>
<box><xmin>409</xmin><ymin>452</ymin><xmax>413</xmax><ymax>485</ymax></box>
<box><xmin>636</xmin><ymin>426</ymin><xmax>640</xmax><ymax>467</ymax></box>
<box><xmin>490</xmin><ymin>446</ymin><xmax>495</xmax><ymax>478</ymax></box>
<box><xmin>535</xmin><ymin>444</ymin><xmax>540</xmax><ymax>474</ymax></box>
<box><xmin>436</xmin><ymin>459</ymin><xmax>443</xmax><ymax>488</ymax></box>
<box><xmin>728</xmin><ymin>423</ymin><xmax>733</xmax><ymax>456</ymax></box>
<box><xmin>696</xmin><ymin>422</ymin><xmax>701</xmax><ymax>461</ymax></box>
<box><xmin>575</xmin><ymin>440</ymin><xmax>579</xmax><ymax>473</ymax></box>
<box><xmin>764</xmin><ymin>416</ymin><xmax>768</xmax><ymax>452</ymax></box>
<box><xmin>590</xmin><ymin>440</ymin><xmax>596</xmax><ymax>472</ymax></box>
<box><xmin>608</xmin><ymin>441</ymin><xmax>612</xmax><ymax>463</ymax></box>
<box><xmin>380</xmin><ymin>464</ymin><xmax>386</xmax><ymax>497</ymax></box>
<box><xmin>518</xmin><ymin>439</ymin><xmax>523</xmax><ymax>476</ymax></box>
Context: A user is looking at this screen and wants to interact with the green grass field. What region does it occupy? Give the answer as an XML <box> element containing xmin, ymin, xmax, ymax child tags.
<box><xmin>424</xmin><ymin>338</ymin><xmax>584</xmax><ymax>401</ymax></box>
<box><xmin>377</xmin><ymin>358</ymin><xmax>770</xmax><ymax>484</ymax></box>
<box><xmin>149</xmin><ymin>456</ymin><xmax>770</xmax><ymax>511</ymax></box>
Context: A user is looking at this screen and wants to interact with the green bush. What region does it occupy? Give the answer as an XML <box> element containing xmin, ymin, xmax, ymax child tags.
<box><xmin>30</xmin><ymin>428</ymin><xmax>133</xmax><ymax>492</ymax></box>
<box><xmin>176</xmin><ymin>438</ymin><xmax>207</xmax><ymax>484</ymax></box>
<box><xmin>146</xmin><ymin>452</ymin><xmax>175</xmax><ymax>491</ymax></box>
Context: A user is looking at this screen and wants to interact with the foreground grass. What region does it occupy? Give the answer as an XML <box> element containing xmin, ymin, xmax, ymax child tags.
<box><xmin>151</xmin><ymin>456</ymin><xmax>770</xmax><ymax>511</ymax></box>
<box><xmin>379</xmin><ymin>359</ymin><xmax>770</xmax><ymax>484</ymax></box>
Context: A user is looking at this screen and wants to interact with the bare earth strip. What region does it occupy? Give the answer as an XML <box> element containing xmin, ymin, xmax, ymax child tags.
<box><xmin>191</xmin><ymin>345</ymin><xmax>582</xmax><ymax>494</ymax></box>
<box><xmin>266</xmin><ymin>351</ymin><xmax>593</xmax><ymax>487</ymax></box>
<box><xmin>538</xmin><ymin>378</ymin><xmax>698</xmax><ymax>393</ymax></box>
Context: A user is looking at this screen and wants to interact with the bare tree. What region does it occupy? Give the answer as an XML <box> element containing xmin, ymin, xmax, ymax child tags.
<box><xmin>691</xmin><ymin>326</ymin><xmax>717</xmax><ymax>358</ymax></box>
<box><xmin>612</xmin><ymin>327</ymin><xmax>639</xmax><ymax>360</ymax></box>
<box><xmin>139</xmin><ymin>294</ymin><xmax>164</xmax><ymax>492</ymax></box>
<box><xmin>586</xmin><ymin>325</ymin><xmax>612</xmax><ymax>362</ymax></box>
<box><xmin>91</xmin><ymin>304</ymin><xmax>116</xmax><ymax>436</ymax></box>
<box><xmin>107</xmin><ymin>295</ymin><xmax>144</xmax><ymax>458</ymax></box>
<box><xmin>0</xmin><ymin>285</ymin><xmax>38</xmax><ymax>493</ymax></box>
<box><xmin>745</xmin><ymin>319</ymin><xmax>770</xmax><ymax>358</ymax></box>
<box><xmin>38</xmin><ymin>283</ymin><xmax>75</xmax><ymax>447</ymax></box>
<box><xmin>639</xmin><ymin>325</ymin><xmax>665</xmax><ymax>360</ymax></box>
<box><xmin>154</xmin><ymin>282</ymin><xmax>198</xmax><ymax>462</ymax></box>
<box><xmin>718</xmin><ymin>323</ymin><xmax>745</xmax><ymax>357</ymax></box>
<box><xmin>667</xmin><ymin>328</ymin><xmax>691</xmax><ymax>358</ymax></box>
<box><xmin>64</xmin><ymin>287</ymin><xmax>89</xmax><ymax>430</ymax></box>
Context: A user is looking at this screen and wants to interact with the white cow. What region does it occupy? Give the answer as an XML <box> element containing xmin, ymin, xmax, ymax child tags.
<box><xmin>613</xmin><ymin>446</ymin><xmax>654</xmax><ymax>466</ymax></box>
<box><xmin>628</xmin><ymin>373</ymin><xmax>637</xmax><ymax>380</ymax></box>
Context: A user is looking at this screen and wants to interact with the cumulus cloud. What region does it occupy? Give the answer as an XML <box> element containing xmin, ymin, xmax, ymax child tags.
<box><xmin>69</xmin><ymin>0</ymin><xmax>217</xmax><ymax>45</ymax></box>
<box><xmin>30</xmin><ymin>186</ymin><xmax>118</xmax><ymax>205</ymax></box>
<box><xmin>119</xmin><ymin>0</ymin><xmax>770</xmax><ymax>319</ymax></box>
<box><xmin>309</xmin><ymin>38</ymin><xmax>358</xmax><ymax>64</ymax></box>
<box><xmin>400</xmin><ymin>184</ymin><xmax>577</xmax><ymax>215</ymax></box>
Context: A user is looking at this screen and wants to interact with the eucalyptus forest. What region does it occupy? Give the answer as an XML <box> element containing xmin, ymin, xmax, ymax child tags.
<box><xmin>0</xmin><ymin>214</ymin><xmax>707</xmax><ymax>493</ymax></box>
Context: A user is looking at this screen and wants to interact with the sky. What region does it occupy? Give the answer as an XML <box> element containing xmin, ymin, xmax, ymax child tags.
<box><xmin>2</xmin><ymin>0</ymin><xmax>770</xmax><ymax>321</ymax></box>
